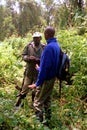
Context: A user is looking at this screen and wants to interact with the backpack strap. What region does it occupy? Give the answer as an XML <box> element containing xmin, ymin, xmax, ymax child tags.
<box><xmin>59</xmin><ymin>53</ymin><xmax>67</xmax><ymax>76</ymax></box>
<box><xmin>59</xmin><ymin>79</ymin><xmax>62</xmax><ymax>98</ymax></box>
<box><xmin>58</xmin><ymin>49</ymin><xmax>67</xmax><ymax>97</ymax></box>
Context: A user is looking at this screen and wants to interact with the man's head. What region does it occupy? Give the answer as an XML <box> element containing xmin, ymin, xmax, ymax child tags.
<box><xmin>44</xmin><ymin>26</ymin><xmax>55</xmax><ymax>40</ymax></box>
<box><xmin>32</xmin><ymin>32</ymin><xmax>42</xmax><ymax>46</ymax></box>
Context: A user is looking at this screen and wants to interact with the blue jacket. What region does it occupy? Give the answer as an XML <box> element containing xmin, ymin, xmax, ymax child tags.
<box><xmin>35</xmin><ymin>38</ymin><xmax>61</xmax><ymax>86</ymax></box>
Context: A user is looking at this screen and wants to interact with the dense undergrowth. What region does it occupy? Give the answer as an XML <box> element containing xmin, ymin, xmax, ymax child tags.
<box><xmin>0</xmin><ymin>28</ymin><xmax>87</xmax><ymax>130</ymax></box>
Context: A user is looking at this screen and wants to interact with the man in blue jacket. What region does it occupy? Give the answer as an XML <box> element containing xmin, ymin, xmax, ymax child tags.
<box><xmin>28</xmin><ymin>27</ymin><xmax>61</xmax><ymax>126</ymax></box>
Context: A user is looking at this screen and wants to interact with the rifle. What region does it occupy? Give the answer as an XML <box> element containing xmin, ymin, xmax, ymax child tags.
<box><xmin>58</xmin><ymin>75</ymin><xmax>73</xmax><ymax>98</ymax></box>
<box><xmin>15</xmin><ymin>69</ymin><xmax>26</xmax><ymax>97</ymax></box>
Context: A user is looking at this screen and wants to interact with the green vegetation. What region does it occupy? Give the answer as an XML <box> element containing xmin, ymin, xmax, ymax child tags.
<box><xmin>0</xmin><ymin>29</ymin><xmax>87</xmax><ymax>130</ymax></box>
<box><xmin>0</xmin><ymin>0</ymin><xmax>87</xmax><ymax>129</ymax></box>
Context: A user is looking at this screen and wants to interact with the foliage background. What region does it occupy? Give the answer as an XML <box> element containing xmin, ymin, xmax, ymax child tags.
<box><xmin>0</xmin><ymin>0</ymin><xmax>87</xmax><ymax>129</ymax></box>
<box><xmin>0</xmin><ymin>29</ymin><xmax>87</xmax><ymax>130</ymax></box>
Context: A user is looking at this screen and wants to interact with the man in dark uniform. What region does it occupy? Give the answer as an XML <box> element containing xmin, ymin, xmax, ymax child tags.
<box><xmin>15</xmin><ymin>32</ymin><xmax>45</xmax><ymax>107</ymax></box>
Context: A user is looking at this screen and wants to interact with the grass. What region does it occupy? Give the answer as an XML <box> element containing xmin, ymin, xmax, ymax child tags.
<box><xmin>0</xmin><ymin>82</ymin><xmax>87</xmax><ymax>130</ymax></box>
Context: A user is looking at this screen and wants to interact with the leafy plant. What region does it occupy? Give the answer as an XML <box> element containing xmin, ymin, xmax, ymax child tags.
<box><xmin>0</xmin><ymin>30</ymin><xmax>87</xmax><ymax>130</ymax></box>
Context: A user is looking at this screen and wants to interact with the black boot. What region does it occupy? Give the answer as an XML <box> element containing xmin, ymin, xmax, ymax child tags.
<box><xmin>44</xmin><ymin>108</ymin><xmax>51</xmax><ymax>127</ymax></box>
<box><xmin>15</xmin><ymin>94</ymin><xmax>26</xmax><ymax>107</ymax></box>
<box><xmin>15</xmin><ymin>96</ymin><xmax>22</xmax><ymax>107</ymax></box>
<box><xmin>32</xmin><ymin>91</ymin><xmax>35</xmax><ymax>102</ymax></box>
<box><xmin>35</xmin><ymin>111</ymin><xmax>43</xmax><ymax>122</ymax></box>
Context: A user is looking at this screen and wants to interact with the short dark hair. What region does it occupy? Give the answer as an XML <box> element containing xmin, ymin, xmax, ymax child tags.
<box><xmin>44</xmin><ymin>26</ymin><xmax>55</xmax><ymax>38</ymax></box>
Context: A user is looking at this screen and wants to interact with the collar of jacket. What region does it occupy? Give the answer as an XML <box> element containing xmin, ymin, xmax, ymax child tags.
<box><xmin>32</xmin><ymin>42</ymin><xmax>42</xmax><ymax>49</ymax></box>
<box><xmin>46</xmin><ymin>38</ymin><xmax>57</xmax><ymax>44</ymax></box>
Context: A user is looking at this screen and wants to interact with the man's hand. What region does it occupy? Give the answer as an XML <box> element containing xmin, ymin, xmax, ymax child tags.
<box><xmin>29</xmin><ymin>56</ymin><xmax>40</xmax><ymax>64</ymax></box>
<box><xmin>22</xmin><ymin>55</ymin><xmax>36</xmax><ymax>62</ymax></box>
<box><xmin>29</xmin><ymin>56</ymin><xmax>36</xmax><ymax>60</ymax></box>
<box><xmin>35</xmin><ymin>64</ymin><xmax>40</xmax><ymax>70</ymax></box>
<box><xmin>28</xmin><ymin>84</ymin><xmax>36</xmax><ymax>89</ymax></box>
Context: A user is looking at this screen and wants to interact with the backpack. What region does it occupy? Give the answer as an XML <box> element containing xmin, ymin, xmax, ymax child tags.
<box><xmin>56</xmin><ymin>50</ymin><xmax>71</xmax><ymax>98</ymax></box>
<box><xmin>57</xmin><ymin>50</ymin><xmax>70</xmax><ymax>81</ymax></box>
